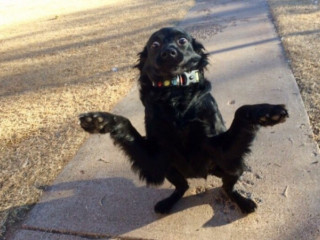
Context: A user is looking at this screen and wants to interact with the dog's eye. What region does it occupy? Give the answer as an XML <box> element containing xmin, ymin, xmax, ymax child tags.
<box><xmin>177</xmin><ymin>38</ymin><xmax>188</xmax><ymax>46</ymax></box>
<box><xmin>151</xmin><ymin>41</ymin><xmax>160</xmax><ymax>49</ymax></box>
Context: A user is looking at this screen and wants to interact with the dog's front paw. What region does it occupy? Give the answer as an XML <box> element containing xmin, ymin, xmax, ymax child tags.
<box><xmin>237</xmin><ymin>104</ymin><xmax>289</xmax><ymax>127</ymax></box>
<box><xmin>254</xmin><ymin>104</ymin><xmax>288</xmax><ymax>126</ymax></box>
<box><xmin>79</xmin><ymin>112</ymin><xmax>116</xmax><ymax>134</ymax></box>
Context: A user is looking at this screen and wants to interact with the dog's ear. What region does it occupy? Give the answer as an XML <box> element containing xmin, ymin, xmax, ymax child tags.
<box><xmin>192</xmin><ymin>38</ymin><xmax>205</xmax><ymax>54</ymax></box>
<box><xmin>135</xmin><ymin>46</ymin><xmax>148</xmax><ymax>72</ymax></box>
<box><xmin>192</xmin><ymin>38</ymin><xmax>209</xmax><ymax>69</ymax></box>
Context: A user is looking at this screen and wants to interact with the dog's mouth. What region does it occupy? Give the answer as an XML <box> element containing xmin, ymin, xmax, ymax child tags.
<box><xmin>154</xmin><ymin>55</ymin><xmax>201</xmax><ymax>77</ymax></box>
<box><xmin>153</xmin><ymin>63</ymin><xmax>179</xmax><ymax>74</ymax></box>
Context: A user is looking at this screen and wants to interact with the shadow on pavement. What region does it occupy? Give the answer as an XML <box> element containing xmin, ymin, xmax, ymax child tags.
<box><xmin>17</xmin><ymin>177</ymin><xmax>245</xmax><ymax>238</ymax></box>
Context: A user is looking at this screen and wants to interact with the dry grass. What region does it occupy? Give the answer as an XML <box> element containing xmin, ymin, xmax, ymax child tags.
<box><xmin>0</xmin><ymin>0</ymin><xmax>194</xmax><ymax>237</ymax></box>
<box><xmin>1</xmin><ymin>0</ymin><xmax>319</xmax><ymax>238</ymax></box>
<box><xmin>268</xmin><ymin>0</ymin><xmax>320</xmax><ymax>143</ymax></box>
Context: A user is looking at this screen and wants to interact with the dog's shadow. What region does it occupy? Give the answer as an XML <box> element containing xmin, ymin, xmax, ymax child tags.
<box><xmin>168</xmin><ymin>187</ymin><xmax>246</xmax><ymax>227</ymax></box>
<box><xmin>27</xmin><ymin>177</ymin><xmax>246</xmax><ymax>236</ymax></box>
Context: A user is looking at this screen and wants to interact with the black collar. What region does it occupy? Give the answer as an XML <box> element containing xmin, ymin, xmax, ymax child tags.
<box><xmin>152</xmin><ymin>70</ymin><xmax>200</xmax><ymax>87</ymax></box>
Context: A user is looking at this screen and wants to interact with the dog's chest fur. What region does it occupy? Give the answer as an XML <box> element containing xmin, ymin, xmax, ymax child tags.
<box><xmin>140</xmin><ymin>81</ymin><xmax>226</xmax><ymax>177</ymax></box>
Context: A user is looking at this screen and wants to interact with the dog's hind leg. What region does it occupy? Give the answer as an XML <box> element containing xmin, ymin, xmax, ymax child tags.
<box><xmin>209</xmin><ymin>164</ymin><xmax>257</xmax><ymax>213</ymax></box>
<box><xmin>209</xmin><ymin>104</ymin><xmax>288</xmax><ymax>169</ymax></box>
<box><xmin>79</xmin><ymin>112</ymin><xmax>167</xmax><ymax>185</ymax></box>
<box><xmin>222</xmin><ymin>171</ymin><xmax>258</xmax><ymax>213</ymax></box>
<box><xmin>208</xmin><ymin>104</ymin><xmax>288</xmax><ymax>213</ymax></box>
<box><xmin>154</xmin><ymin>167</ymin><xmax>189</xmax><ymax>214</ymax></box>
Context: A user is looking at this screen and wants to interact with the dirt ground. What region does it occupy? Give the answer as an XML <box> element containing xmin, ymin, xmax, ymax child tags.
<box><xmin>0</xmin><ymin>0</ymin><xmax>319</xmax><ymax>238</ymax></box>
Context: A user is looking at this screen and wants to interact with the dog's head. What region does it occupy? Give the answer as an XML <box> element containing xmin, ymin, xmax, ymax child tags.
<box><xmin>136</xmin><ymin>27</ymin><xmax>209</xmax><ymax>81</ymax></box>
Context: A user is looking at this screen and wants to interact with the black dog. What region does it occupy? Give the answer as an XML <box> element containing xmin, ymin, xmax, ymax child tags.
<box><xmin>79</xmin><ymin>27</ymin><xmax>288</xmax><ymax>214</ymax></box>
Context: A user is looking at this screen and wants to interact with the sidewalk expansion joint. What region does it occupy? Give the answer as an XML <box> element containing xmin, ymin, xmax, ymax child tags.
<box><xmin>22</xmin><ymin>225</ymin><xmax>153</xmax><ymax>240</ymax></box>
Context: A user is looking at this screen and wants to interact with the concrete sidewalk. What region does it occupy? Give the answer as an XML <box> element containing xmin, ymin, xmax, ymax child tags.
<box><xmin>11</xmin><ymin>0</ymin><xmax>320</xmax><ymax>239</ymax></box>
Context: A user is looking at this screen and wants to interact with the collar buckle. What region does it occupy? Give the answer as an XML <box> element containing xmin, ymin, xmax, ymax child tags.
<box><xmin>182</xmin><ymin>70</ymin><xmax>199</xmax><ymax>86</ymax></box>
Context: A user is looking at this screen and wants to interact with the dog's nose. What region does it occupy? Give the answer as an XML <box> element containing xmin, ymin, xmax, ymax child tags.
<box><xmin>161</xmin><ymin>47</ymin><xmax>178</xmax><ymax>59</ymax></box>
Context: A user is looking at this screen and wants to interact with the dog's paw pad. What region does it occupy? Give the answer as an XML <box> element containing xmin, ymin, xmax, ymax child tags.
<box><xmin>84</xmin><ymin>116</ymin><xmax>93</xmax><ymax>122</ymax></box>
<box><xmin>259</xmin><ymin>105</ymin><xmax>288</xmax><ymax>126</ymax></box>
<box><xmin>248</xmin><ymin>104</ymin><xmax>288</xmax><ymax>127</ymax></box>
<box><xmin>258</xmin><ymin>115</ymin><xmax>268</xmax><ymax>123</ymax></box>
<box><xmin>271</xmin><ymin>114</ymin><xmax>281</xmax><ymax>121</ymax></box>
<box><xmin>96</xmin><ymin>116</ymin><xmax>104</xmax><ymax>123</ymax></box>
<box><xmin>79</xmin><ymin>112</ymin><xmax>115</xmax><ymax>134</ymax></box>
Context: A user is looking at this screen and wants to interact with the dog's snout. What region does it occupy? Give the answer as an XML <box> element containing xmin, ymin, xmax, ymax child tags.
<box><xmin>161</xmin><ymin>47</ymin><xmax>178</xmax><ymax>60</ymax></box>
